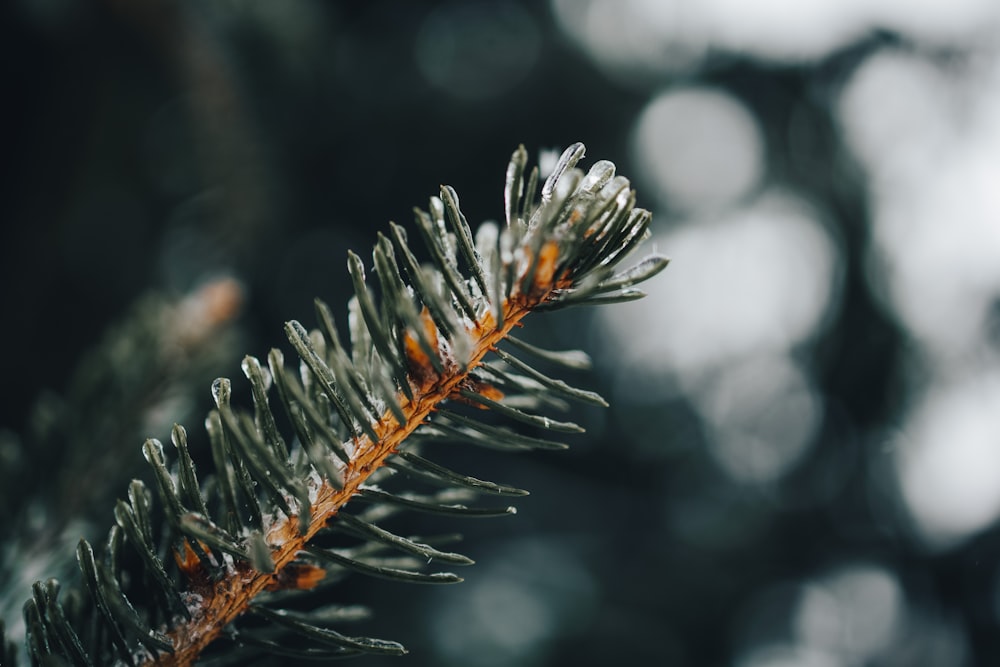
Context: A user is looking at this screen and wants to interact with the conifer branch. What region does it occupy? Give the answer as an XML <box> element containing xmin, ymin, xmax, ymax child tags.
<box><xmin>158</xmin><ymin>297</ymin><xmax>556</xmax><ymax>665</ymax></box>
<box><xmin>19</xmin><ymin>143</ymin><xmax>668</xmax><ymax>666</ymax></box>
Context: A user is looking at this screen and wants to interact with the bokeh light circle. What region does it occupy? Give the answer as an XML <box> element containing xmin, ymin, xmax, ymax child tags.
<box><xmin>632</xmin><ymin>86</ymin><xmax>764</xmax><ymax>213</ymax></box>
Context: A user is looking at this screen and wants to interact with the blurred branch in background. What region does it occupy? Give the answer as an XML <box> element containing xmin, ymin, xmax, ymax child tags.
<box><xmin>0</xmin><ymin>277</ymin><xmax>244</xmax><ymax>645</ymax></box>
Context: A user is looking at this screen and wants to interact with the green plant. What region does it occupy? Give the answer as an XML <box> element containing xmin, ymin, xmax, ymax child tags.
<box><xmin>6</xmin><ymin>143</ymin><xmax>667</xmax><ymax>666</ymax></box>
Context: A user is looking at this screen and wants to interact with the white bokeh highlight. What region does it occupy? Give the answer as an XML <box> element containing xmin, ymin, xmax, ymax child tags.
<box><xmin>794</xmin><ymin>564</ymin><xmax>903</xmax><ymax>660</ymax></box>
<box><xmin>841</xmin><ymin>49</ymin><xmax>1000</xmax><ymax>359</ymax></box>
<box><xmin>600</xmin><ymin>191</ymin><xmax>838</xmax><ymax>379</ymax></box>
<box><xmin>632</xmin><ymin>87</ymin><xmax>764</xmax><ymax>213</ymax></box>
<box><xmin>552</xmin><ymin>0</ymin><xmax>1000</xmax><ymax>74</ymax></box>
<box><xmin>551</xmin><ymin>0</ymin><xmax>711</xmax><ymax>78</ymax></box>
<box><xmin>598</xmin><ymin>191</ymin><xmax>839</xmax><ymax>484</ymax></box>
<box><xmin>894</xmin><ymin>373</ymin><xmax>1000</xmax><ymax>548</ymax></box>
<box><xmin>697</xmin><ymin>354</ymin><xmax>822</xmax><ymax>484</ymax></box>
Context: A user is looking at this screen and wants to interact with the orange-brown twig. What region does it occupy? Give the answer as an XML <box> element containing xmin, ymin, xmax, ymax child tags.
<box><xmin>145</xmin><ymin>284</ymin><xmax>560</xmax><ymax>666</ymax></box>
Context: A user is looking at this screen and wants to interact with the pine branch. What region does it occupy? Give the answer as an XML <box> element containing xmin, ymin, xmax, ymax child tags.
<box><xmin>19</xmin><ymin>143</ymin><xmax>668</xmax><ymax>666</ymax></box>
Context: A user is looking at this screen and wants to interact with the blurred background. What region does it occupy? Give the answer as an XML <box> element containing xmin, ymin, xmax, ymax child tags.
<box><xmin>3</xmin><ymin>1</ymin><xmax>1000</xmax><ymax>665</ymax></box>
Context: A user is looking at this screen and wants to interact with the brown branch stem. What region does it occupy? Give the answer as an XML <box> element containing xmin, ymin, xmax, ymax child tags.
<box><xmin>143</xmin><ymin>287</ymin><xmax>552</xmax><ymax>666</ymax></box>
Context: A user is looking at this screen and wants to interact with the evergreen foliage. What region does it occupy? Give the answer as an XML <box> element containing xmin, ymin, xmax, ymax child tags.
<box><xmin>11</xmin><ymin>143</ymin><xmax>667</xmax><ymax>666</ymax></box>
